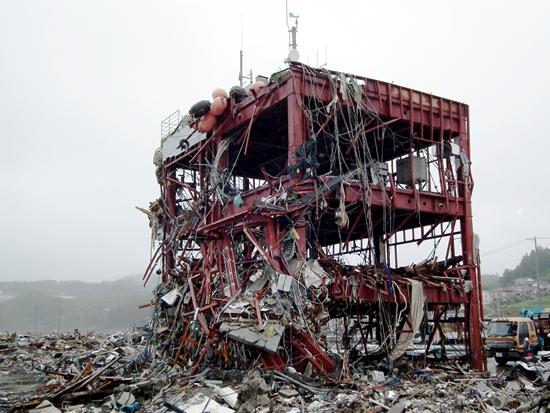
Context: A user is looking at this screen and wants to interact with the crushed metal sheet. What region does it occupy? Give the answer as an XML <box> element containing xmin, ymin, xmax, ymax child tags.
<box><xmin>220</xmin><ymin>322</ymin><xmax>284</xmax><ymax>353</ymax></box>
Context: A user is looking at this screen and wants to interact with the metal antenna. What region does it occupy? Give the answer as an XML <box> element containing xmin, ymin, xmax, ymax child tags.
<box><xmin>285</xmin><ymin>0</ymin><xmax>300</xmax><ymax>62</ymax></box>
<box><xmin>238</xmin><ymin>12</ymin><xmax>253</xmax><ymax>87</ymax></box>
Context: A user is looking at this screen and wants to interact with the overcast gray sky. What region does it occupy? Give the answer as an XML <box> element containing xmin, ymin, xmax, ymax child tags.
<box><xmin>1</xmin><ymin>0</ymin><xmax>549</xmax><ymax>281</ymax></box>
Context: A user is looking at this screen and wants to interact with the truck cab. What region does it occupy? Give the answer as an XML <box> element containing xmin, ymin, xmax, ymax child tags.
<box><xmin>486</xmin><ymin>317</ymin><xmax>538</xmax><ymax>365</ymax></box>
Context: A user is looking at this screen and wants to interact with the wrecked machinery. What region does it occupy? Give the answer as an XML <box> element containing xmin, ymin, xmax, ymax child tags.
<box><xmin>141</xmin><ymin>62</ymin><xmax>486</xmax><ymax>377</ymax></box>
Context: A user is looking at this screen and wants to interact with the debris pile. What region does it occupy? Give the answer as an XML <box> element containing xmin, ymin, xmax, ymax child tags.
<box><xmin>3</xmin><ymin>333</ymin><xmax>550</xmax><ymax>413</ymax></box>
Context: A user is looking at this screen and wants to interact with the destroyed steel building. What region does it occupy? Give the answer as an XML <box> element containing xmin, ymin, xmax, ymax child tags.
<box><xmin>142</xmin><ymin>62</ymin><xmax>486</xmax><ymax>376</ymax></box>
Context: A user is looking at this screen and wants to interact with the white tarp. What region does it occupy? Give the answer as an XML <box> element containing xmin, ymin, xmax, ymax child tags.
<box><xmin>389</xmin><ymin>279</ymin><xmax>425</xmax><ymax>360</ymax></box>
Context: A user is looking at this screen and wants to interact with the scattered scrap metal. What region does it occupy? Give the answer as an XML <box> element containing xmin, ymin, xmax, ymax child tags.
<box><xmin>2</xmin><ymin>331</ymin><xmax>550</xmax><ymax>413</ymax></box>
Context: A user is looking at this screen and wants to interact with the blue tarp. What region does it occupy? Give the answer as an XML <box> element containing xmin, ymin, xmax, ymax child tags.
<box><xmin>521</xmin><ymin>307</ymin><xmax>547</xmax><ymax>317</ymax></box>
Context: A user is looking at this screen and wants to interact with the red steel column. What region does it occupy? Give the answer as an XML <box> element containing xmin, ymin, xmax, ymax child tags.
<box><xmin>163</xmin><ymin>164</ymin><xmax>178</xmax><ymax>283</ymax></box>
<box><xmin>287</xmin><ymin>90</ymin><xmax>308</xmax><ymax>258</ymax></box>
<box><xmin>460</xmin><ymin>106</ymin><xmax>486</xmax><ymax>371</ymax></box>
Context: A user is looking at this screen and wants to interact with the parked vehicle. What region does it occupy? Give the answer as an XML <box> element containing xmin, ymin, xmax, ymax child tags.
<box><xmin>529</xmin><ymin>312</ymin><xmax>550</xmax><ymax>350</ymax></box>
<box><xmin>485</xmin><ymin>317</ymin><xmax>538</xmax><ymax>365</ymax></box>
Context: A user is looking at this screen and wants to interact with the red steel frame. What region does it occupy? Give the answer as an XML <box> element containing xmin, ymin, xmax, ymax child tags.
<box><xmin>153</xmin><ymin>63</ymin><xmax>486</xmax><ymax>372</ymax></box>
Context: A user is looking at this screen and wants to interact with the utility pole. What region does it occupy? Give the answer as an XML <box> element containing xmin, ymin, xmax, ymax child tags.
<box><xmin>34</xmin><ymin>305</ymin><xmax>38</xmax><ymax>335</ymax></box>
<box><xmin>526</xmin><ymin>236</ymin><xmax>550</xmax><ymax>306</ymax></box>
<box><xmin>57</xmin><ymin>304</ymin><xmax>62</xmax><ymax>334</ymax></box>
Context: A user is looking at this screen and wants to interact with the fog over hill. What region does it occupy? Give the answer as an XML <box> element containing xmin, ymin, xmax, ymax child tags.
<box><xmin>0</xmin><ymin>276</ymin><xmax>153</xmax><ymax>333</ymax></box>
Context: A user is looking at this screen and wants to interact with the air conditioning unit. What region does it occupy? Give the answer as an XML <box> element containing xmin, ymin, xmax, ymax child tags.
<box><xmin>396</xmin><ymin>156</ymin><xmax>427</xmax><ymax>186</ymax></box>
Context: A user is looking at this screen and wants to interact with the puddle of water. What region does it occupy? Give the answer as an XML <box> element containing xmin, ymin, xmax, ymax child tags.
<box><xmin>0</xmin><ymin>372</ymin><xmax>39</xmax><ymax>393</ymax></box>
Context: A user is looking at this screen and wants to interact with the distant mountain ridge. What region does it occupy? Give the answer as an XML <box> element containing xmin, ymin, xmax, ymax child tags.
<box><xmin>0</xmin><ymin>276</ymin><xmax>153</xmax><ymax>333</ymax></box>
<box><xmin>499</xmin><ymin>247</ymin><xmax>550</xmax><ymax>287</ymax></box>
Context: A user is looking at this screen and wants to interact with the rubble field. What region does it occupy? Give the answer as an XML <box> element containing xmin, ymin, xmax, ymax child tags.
<box><xmin>1</xmin><ymin>330</ymin><xmax>550</xmax><ymax>413</ymax></box>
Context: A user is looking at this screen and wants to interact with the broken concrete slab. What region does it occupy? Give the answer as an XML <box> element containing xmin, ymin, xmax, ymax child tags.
<box><xmin>387</xmin><ymin>402</ymin><xmax>406</xmax><ymax>413</ymax></box>
<box><xmin>278</xmin><ymin>386</ymin><xmax>299</xmax><ymax>398</ymax></box>
<box><xmin>29</xmin><ymin>400</ymin><xmax>61</xmax><ymax>413</ymax></box>
<box><xmin>179</xmin><ymin>393</ymin><xmax>235</xmax><ymax>413</ymax></box>
<box><xmin>214</xmin><ymin>386</ymin><xmax>239</xmax><ymax>409</ymax></box>
<box><xmin>219</xmin><ymin>322</ymin><xmax>284</xmax><ymax>353</ymax></box>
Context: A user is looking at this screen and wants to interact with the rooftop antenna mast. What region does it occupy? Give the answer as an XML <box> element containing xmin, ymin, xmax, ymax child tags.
<box><xmin>239</xmin><ymin>13</ymin><xmax>253</xmax><ymax>87</ymax></box>
<box><xmin>285</xmin><ymin>0</ymin><xmax>300</xmax><ymax>63</ymax></box>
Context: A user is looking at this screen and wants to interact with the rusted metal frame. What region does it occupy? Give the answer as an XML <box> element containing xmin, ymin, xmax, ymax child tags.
<box><xmin>444</xmin><ymin>217</ymin><xmax>458</xmax><ymax>261</ymax></box>
<box><xmin>294</xmin><ymin>70</ymin><xmax>463</xmax><ymax>133</ymax></box>
<box><xmin>410</xmin><ymin>135</ymin><xmax>439</xmax><ymax>144</ymax></box>
<box><xmin>342</xmin><ymin>182</ymin><xmax>465</xmax><ymax>216</ymax></box>
<box><xmin>165</xmin><ymin>127</ymin><xmax>223</xmax><ymax>169</ymax></box>
<box><xmin>289</xmin><ymin>326</ymin><xmax>336</xmax><ymax>374</ymax></box>
<box><xmin>379</xmin><ymin>81</ymin><xmax>389</xmax><ymax>120</ymax></box>
<box><xmin>287</xmin><ymin>92</ymin><xmax>306</xmax><ymax>167</ymax></box>
<box><xmin>198</xmin><ymin>210</ymin><xmax>249</xmax><ymax>233</ymax></box>
<box><xmin>344</xmin><ymin>117</ymin><xmax>400</xmax><ymax>156</ymax></box>
<box><xmin>262</xmin><ymin>353</ymin><xmax>286</xmax><ymax>370</ymax></box>
<box><xmin>328</xmin><ymin>242</ymin><xmax>373</xmax><ymax>257</ymax></box>
<box><xmin>429</xmin><ymin>94</ymin><xmax>435</xmax><ymax>143</ymax></box>
<box><xmin>439</xmin><ymin>98</ymin><xmax>446</xmax><ymax>194</ymax></box>
<box><xmin>388</xmin><ymin>166</ymin><xmax>398</xmax><ymax>213</ymax></box>
<box><xmin>162</xmin><ymin>165</ymin><xmax>179</xmax><ymax>283</ymax></box>
<box><xmin>172</xmin><ymin>323</ymin><xmax>191</xmax><ymax>364</ymax></box>
<box><xmin>175</xmin><ymin>237</ymin><xmax>194</xmax><ymax>266</ymax></box>
<box><xmin>221</xmin><ymin>237</ymin><xmax>240</xmax><ymax>295</ymax></box>
<box><xmin>187</xmin><ymin>277</ymin><xmax>210</xmax><ymax>334</ymax></box>
<box><xmin>164</xmin><ymin>145</ymin><xmax>202</xmax><ymax>170</ymax></box>
<box><xmin>298</xmin><ymin>175</ymin><xmax>464</xmax><ymax>212</ymax></box>
<box><xmin>444</xmin><ymin>267</ymin><xmax>468</xmax><ymax>304</ymax></box>
<box><xmin>342</xmin><ymin>208</ymin><xmax>366</xmax><ymax>251</ymax></box>
<box><xmin>198</xmin><ymin>248</ymin><xmax>212</xmax><ymax>306</ymax></box>
<box><xmin>355</xmin><ymin>308</ymin><xmax>370</xmax><ymax>362</ymax></box>
<box><xmin>293</xmin><ymin>63</ymin><xmax>462</xmax><ymax>119</ymax></box>
<box><xmin>166</xmin><ymin>176</ymin><xmax>200</xmax><ymax>200</ymax></box>
<box><xmin>314</xmin><ymin>106</ymin><xmax>338</xmax><ymax>138</ymax></box>
<box><xmin>419</xmin><ymin>93</ymin><xmax>425</xmax><ymax>142</ymax></box>
<box><xmin>242</xmin><ymin>102</ymin><xmax>259</xmax><ymax>156</ymax></box>
<box><xmin>248</xmin><ymin>153</ymin><xmax>289</xmax><ymax>173</ymax></box>
<box><xmin>375</xmin><ymin>81</ymin><xmax>383</xmax><ymax>116</ymax></box>
<box><xmin>254</xmin><ymin>295</ymin><xmax>264</xmax><ymax>330</ymax></box>
<box><xmin>436</xmin><ymin>309</ymin><xmax>448</xmax><ymax>360</ymax></box>
<box><xmin>142</xmin><ymin>240</ymin><xmax>165</xmax><ymax>284</ymax></box>
<box><xmin>199</xmin><ymin>241</ymin><xmax>219</xmax><ymax>303</ymax></box>
<box><xmin>383</xmin><ymin>211</ymin><xmax>417</xmax><ymax>243</ymax></box>
<box><xmin>266</xmin><ymin>219</ymin><xmax>291</xmax><ymax>274</ymax></box>
<box><xmin>407</xmin><ymin>87</ymin><xmax>423</xmax><ymax>218</ymax></box>
<box><xmin>243</xmin><ymin>226</ymin><xmax>283</xmax><ymax>273</ymax></box>
<box><xmin>389</xmin><ymin>230</ymin><xmax>460</xmax><ymax>247</ymax></box>
<box><xmin>216</xmin><ymin>82</ymin><xmax>293</xmax><ymax>137</ymax></box>
<box><xmin>182</xmin><ymin>302</ymin><xmax>218</xmax><ymax>317</ymax></box>
<box><xmin>398</xmin><ymin>86</ymin><xmax>405</xmax><ymax>118</ymax></box>
<box><xmin>285</xmin><ymin>85</ymin><xmax>309</xmax><ymax>261</ymax></box>
<box><xmin>189</xmin><ymin>336</ymin><xmax>217</xmax><ymax>376</ymax></box>
<box><xmin>435</xmin><ymin>141</ymin><xmax>450</xmax><ymax>210</ymax></box>
<box><xmin>425</xmin><ymin>305</ymin><xmax>443</xmax><ymax>354</ymax></box>
<box><xmin>198</xmin><ymin>212</ymin><xmax>265</xmax><ymax>235</ymax></box>
<box><xmin>416</xmin><ymin>215</ymin><xmax>449</xmax><ymax>245</ymax></box>
<box><xmin>52</xmin><ymin>354</ymin><xmax>122</xmax><ymax>399</ymax></box>
<box><xmin>459</xmin><ymin>105</ymin><xmax>485</xmax><ymax>370</ymax></box>
<box><xmin>419</xmin><ymin>224</ymin><xmax>427</xmax><ymax>246</ymax></box>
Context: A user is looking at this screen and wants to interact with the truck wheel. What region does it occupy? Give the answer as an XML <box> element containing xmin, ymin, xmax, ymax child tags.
<box><xmin>495</xmin><ymin>357</ymin><xmax>508</xmax><ymax>366</ymax></box>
